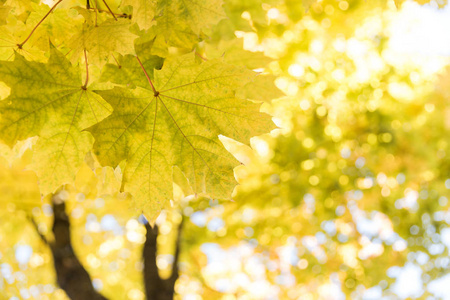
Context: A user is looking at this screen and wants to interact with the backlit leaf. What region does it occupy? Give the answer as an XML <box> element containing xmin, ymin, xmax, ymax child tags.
<box><xmin>90</xmin><ymin>53</ymin><xmax>274</xmax><ymax>219</ymax></box>
<box><xmin>121</xmin><ymin>0</ymin><xmax>157</xmax><ymax>29</ymax></box>
<box><xmin>0</xmin><ymin>47</ymin><xmax>112</xmax><ymax>194</ymax></box>
<box><xmin>68</xmin><ymin>18</ymin><xmax>138</xmax><ymax>66</ymax></box>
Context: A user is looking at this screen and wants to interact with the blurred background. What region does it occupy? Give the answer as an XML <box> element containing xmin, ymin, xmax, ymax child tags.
<box><xmin>2</xmin><ymin>0</ymin><xmax>450</xmax><ymax>299</ymax></box>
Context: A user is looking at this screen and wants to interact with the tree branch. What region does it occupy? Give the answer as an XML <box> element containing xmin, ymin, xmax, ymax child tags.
<box><xmin>50</xmin><ymin>196</ymin><xmax>108</xmax><ymax>300</ymax></box>
<box><xmin>143</xmin><ymin>216</ymin><xmax>183</xmax><ymax>300</ymax></box>
<box><xmin>143</xmin><ymin>222</ymin><xmax>162</xmax><ymax>300</ymax></box>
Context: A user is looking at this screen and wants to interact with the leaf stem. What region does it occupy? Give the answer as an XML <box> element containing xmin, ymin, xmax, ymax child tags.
<box><xmin>136</xmin><ymin>55</ymin><xmax>158</xmax><ymax>96</ymax></box>
<box><xmin>195</xmin><ymin>51</ymin><xmax>208</xmax><ymax>61</ymax></box>
<box><xmin>112</xmin><ymin>54</ymin><xmax>122</xmax><ymax>68</ymax></box>
<box><xmin>17</xmin><ymin>0</ymin><xmax>64</xmax><ymax>49</ymax></box>
<box><xmin>101</xmin><ymin>0</ymin><xmax>118</xmax><ymax>21</ymax></box>
<box><xmin>83</xmin><ymin>49</ymin><xmax>89</xmax><ymax>89</ymax></box>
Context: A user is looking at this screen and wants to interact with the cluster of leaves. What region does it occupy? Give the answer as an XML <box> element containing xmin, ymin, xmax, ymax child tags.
<box><xmin>0</xmin><ymin>0</ymin><xmax>275</xmax><ymax>219</ymax></box>
<box><xmin>1</xmin><ymin>0</ymin><xmax>450</xmax><ymax>299</ymax></box>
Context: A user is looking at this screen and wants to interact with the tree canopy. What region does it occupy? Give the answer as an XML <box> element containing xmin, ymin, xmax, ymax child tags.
<box><xmin>0</xmin><ymin>0</ymin><xmax>449</xmax><ymax>299</ymax></box>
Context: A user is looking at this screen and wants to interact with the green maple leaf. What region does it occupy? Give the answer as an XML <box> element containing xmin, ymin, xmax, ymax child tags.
<box><xmin>0</xmin><ymin>19</ymin><xmax>48</xmax><ymax>62</ymax></box>
<box><xmin>100</xmin><ymin>53</ymin><xmax>163</xmax><ymax>88</ymax></box>
<box><xmin>90</xmin><ymin>53</ymin><xmax>273</xmax><ymax>219</ymax></box>
<box><xmin>121</xmin><ymin>0</ymin><xmax>157</xmax><ymax>30</ymax></box>
<box><xmin>0</xmin><ymin>26</ymin><xmax>17</xmax><ymax>60</ymax></box>
<box><xmin>154</xmin><ymin>0</ymin><xmax>226</xmax><ymax>48</ymax></box>
<box><xmin>205</xmin><ymin>39</ymin><xmax>273</xmax><ymax>69</ymax></box>
<box><xmin>134</xmin><ymin>27</ymin><xmax>169</xmax><ymax>58</ymax></box>
<box><xmin>68</xmin><ymin>18</ymin><xmax>138</xmax><ymax>66</ymax></box>
<box><xmin>237</xmin><ymin>74</ymin><xmax>284</xmax><ymax>103</ymax></box>
<box><xmin>0</xmin><ymin>47</ymin><xmax>112</xmax><ymax>194</ymax></box>
<box><xmin>26</xmin><ymin>2</ymin><xmax>79</xmax><ymax>45</ymax></box>
<box><xmin>157</xmin><ymin>0</ymin><xmax>226</xmax><ymax>34</ymax></box>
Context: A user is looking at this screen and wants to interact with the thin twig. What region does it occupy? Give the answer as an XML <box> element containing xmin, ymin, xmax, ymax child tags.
<box><xmin>101</xmin><ymin>0</ymin><xmax>118</xmax><ymax>21</ymax></box>
<box><xmin>112</xmin><ymin>53</ymin><xmax>122</xmax><ymax>68</ymax></box>
<box><xmin>195</xmin><ymin>51</ymin><xmax>208</xmax><ymax>61</ymax></box>
<box><xmin>18</xmin><ymin>0</ymin><xmax>64</xmax><ymax>48</ymax></box>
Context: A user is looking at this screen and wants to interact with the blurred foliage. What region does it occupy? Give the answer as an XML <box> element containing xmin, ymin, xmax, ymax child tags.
<box><xmin>1</xmin><ymin>0</ymin><xmax>450</xmax><ymax>299</ymax></box>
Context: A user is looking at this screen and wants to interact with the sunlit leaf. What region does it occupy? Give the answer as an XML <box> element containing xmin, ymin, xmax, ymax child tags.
<box><xmin>90</xmin><ymin>53</ymin><xmax>273</xmax><ymax>219</ymax></box>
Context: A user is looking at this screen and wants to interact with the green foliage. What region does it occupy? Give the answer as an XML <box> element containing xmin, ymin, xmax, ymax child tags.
<box><xmin>0</xmin><ymin>0</ymin><xmax>273</xmax><ymax>218</ymax></box>
<box><xmin>0</xmin><ymin>48</ymin><xmax>112</xmax><ymax>194</ymax></box>
<box><xmin>1</xmin><ymin>0</ymin><xmax>449</xmax><ymax>299</ymax></box>
<box><xmin>91</xmin><ymin>53</ymin><xmax>273</xmax><ymax>218</ymax></box>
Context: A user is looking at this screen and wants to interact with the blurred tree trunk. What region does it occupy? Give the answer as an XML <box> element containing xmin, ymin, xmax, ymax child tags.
<box><xmin>30</xmin><ymin>195</ymin><xmax>183</xmax><ymax>300</ymax></box>
<box><xmin>51</xmin><ymin>197</ymin><xmax>108</xmax><ymax>300</ymax></box>
<box><xmin>143</xmin><ymin>218</ymin><xmax>183</xmax><ymax>300</ymax></box>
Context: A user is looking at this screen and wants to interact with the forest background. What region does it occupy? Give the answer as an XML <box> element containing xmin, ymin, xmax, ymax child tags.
<box><xmin>1</xmin><ymin>0</ymin><xmax>450</xmax><ymax>299</ymax></box>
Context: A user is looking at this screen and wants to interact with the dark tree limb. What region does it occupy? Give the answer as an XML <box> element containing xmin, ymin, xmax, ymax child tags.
<box><xmin>144</xmin><ymin>223</ymin><xmax>161</xmax><ymax>299</ymax></box>
<box><xmin>51</xmin><ymin>198</ymin><xmax>108</xmax><ymax>300</ymax></box>
<box><xmin>143</xmin><ymin>216</ymin><xmax>184</xmax><ymax>300</ymax></box>
<box><xmin>30</xmin><ymin>195</ymin><xmax>108</xmax><ymax>300</ymax></box>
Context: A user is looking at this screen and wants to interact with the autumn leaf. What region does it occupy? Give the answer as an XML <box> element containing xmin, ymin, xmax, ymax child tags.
<box><xmin>205</xmin><ymin>39</ymin><xmax>273</xmax><ymax>69</ymax></box>
<box><xmin>68</xmin><ymin>18</ymin><xmax>138</xmax><ymax>65</ymax></box>
<box><xmin>236</xmin><ymin>74</ymin><xmax>285</xmax><ymax>103</ymax></box>
<box><xmin>26</xmin><ymin>2</ymin><xmax>79</xmax><ymax>46</ymax></box>
<box><xmin>157</xmin><ymin>0</ymin><xmax>226</xmax><ymax>34</ymax></box>
<box><xmin>121</xmin><ymin>0</ymin><xmax>157</xmax><ymax>30</ymax></box>
<box><xmin>153</xmin><ymin>0</ymin><xmax>226</xmax><ymax>48</ymax></box>
<box><xmin>0</xmin><ymin>19</ymin><xmax>49</xmax><ymax>62</ymax></box>
<box><xmin>0</xmin><ymin>47</ymin><xmax>112</xmax><ymax>194</ymax></box>
<box><xmin>100</xmin><ymin>53</ymin><xmax>163</xmax><ymax>88</ymax></box>
<box><xmin>90</xmin><ymin>53</ymin><xmax>274</xmax><ymax>219</ymax></box>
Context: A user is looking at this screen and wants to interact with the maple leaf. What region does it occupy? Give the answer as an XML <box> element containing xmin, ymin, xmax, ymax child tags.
<box><xmin>90</xmin><ymin>53</ymin><xmax>274</xmax><ymax>219</ymax></box>
<box><xmin>100</xmin><ymin>54</ymin><xmax>163</xmax><ymax>89</ymax></box>
<box><xmin>237</xmin><ymin>74</ymin><xmax>285</xmax><ymax>103</ymax></box>
<box><xmin>205</xmin><ymin>39</ymin><xmax>273</xmax><ymax>69</ymax></box>
<box><xmin>157</xmin><ymin>0</ymin><xmax>226</xmax><ymax>34</ymax></box>
<box><xmin>68</xmin><ymin>18</ymin><xmax>138</xmax><ymax>66</ymax></box>
<box><xmin>121</xmin><ymin>0</ymin><xmax>156</xmax><ymax>30</ymax></box>
<box><xmin>0</xmin><ymin>47</ymin><xmax>112</xmax><ymax>194</ymax></box>
<box><xmin>134</xmin><ymin>27</ymin><xmax>169</xmax><ymax>58</ymax></box>
<box><xmin>26</xmin><ymin>2</ymin><xmax>79</xmax><ymax>46</ymax></box>
<box><xmin>0</xmin><ymin>19</ymin><xmax>49</xmax><ymax>62</ymax></box>
<box><xmin>154</xmin><ymin>0</ymin><xmax>226</xmax><ymax>48</ymax></box>
<box><xmin>0</xmin><ymin>27</ymin><xmax>17</xmax><ymax>60</ymax></box>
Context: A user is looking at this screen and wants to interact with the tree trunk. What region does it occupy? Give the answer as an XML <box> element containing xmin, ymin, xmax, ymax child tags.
<box><xmin>30</xmin><ymin>196</ymin><xmax>183</xmax><ymax>300</ymax></box>
<box><xmin>143</xmin><ymin>218</ymin><xmax>183</xmax><ymax>300</ymax></box>
<box><xmin>51</xmin><ymin>197</ymin><xmax>108</xmax><ymax>300</ymax></box>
